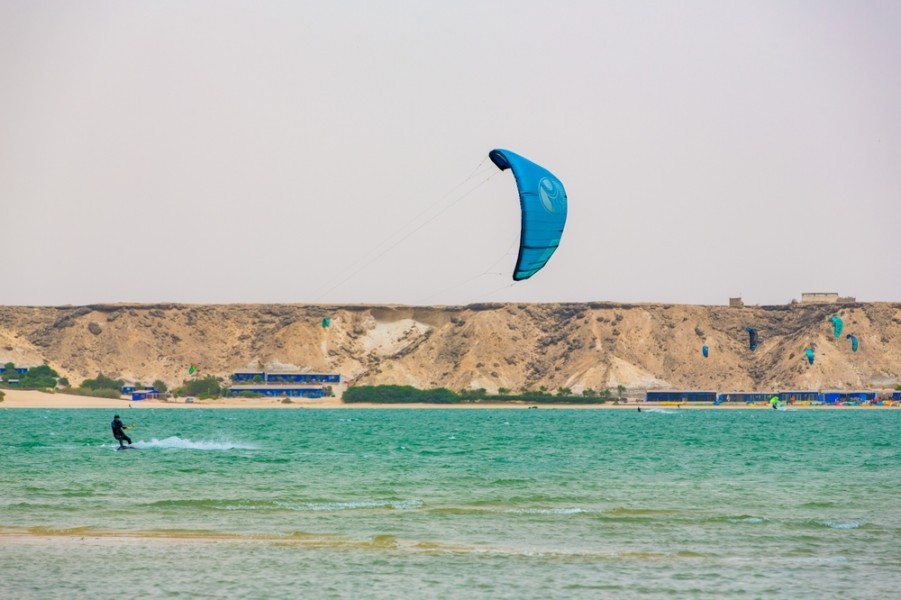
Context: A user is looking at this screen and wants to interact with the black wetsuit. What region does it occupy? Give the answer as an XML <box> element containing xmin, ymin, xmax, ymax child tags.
<box><xmin>111</xmin><ymin>419</ymin><xmax>132</xmax><ymax>446</ymax></box>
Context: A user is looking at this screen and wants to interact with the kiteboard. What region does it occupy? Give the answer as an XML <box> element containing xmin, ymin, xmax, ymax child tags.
<box><xmin>116</xmin><ymin>446</ymin><xmax>138</xmax><ymax>451</ymax></box>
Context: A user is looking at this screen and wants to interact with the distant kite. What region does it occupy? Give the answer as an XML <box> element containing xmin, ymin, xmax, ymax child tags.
<box><xmin>188</xmin><ymin>363</ymin><xmax>197</xmax><ymax>375</ymax></box>
<box><xmin>322</xmin><ymin>318</ymin><xmax>331</xmax><ymax>328</ymax></box>
<box><xmin>489</xmin><ymin>149</ymin><xmax>568</xmax><ymax>280</ymax></box>
<box><xmin>846</xmin><ymin>334</ymin><xmax>859</xmax><ymax>352</ymax></box>
<box><xmin>830</xmin><ymin>315</ymin><xmax>843</xmax><ymax>338</ymax></box>
<box><xmin>702</xmin><ymin>345</ymin><xmax>709</xmax><ymax>358</ymax></box>
<box><xmin>805</xmin><ymin>348</ymin><xmax>815</xmax><ymax>365</ymax></box>
<box><xmin>746</xmin><ymin>327</ymin><xmax>759</xmax><ymax>352</ymax></box>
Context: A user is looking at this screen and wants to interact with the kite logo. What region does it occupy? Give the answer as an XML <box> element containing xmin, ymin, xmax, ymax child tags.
<box><xmin>538</xmin><ymin>177</ymin><xmax>563</xmax><ymax>214</ymax></box>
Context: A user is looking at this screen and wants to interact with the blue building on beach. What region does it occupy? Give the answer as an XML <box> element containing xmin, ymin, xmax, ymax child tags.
<box><xmin>778</xmin><ymin>390</ymin><xmax>820</xmax><ymax>403</ymax></box>
<box><xmin>0</xmin><ymin>366</ymin><xmax>29</xmax><ymax>376</ymax></box>
<box><xmin>232</xmin><ymin>371</ymin><xmax>341</xmax><ymax>384</ymax></box>
<box><xmin>820</xmin><ymin>390</ymin><xmax>876</xmax><ymax>404</ymax></box>
<box><xmin>716</xmin><ymin>392</ymin><xmax>776</xmax><ymax>404</ymax></box>
<box><xmin>644</xmin><ymin>389</ymin><xmax>889</xmax><ymax>405</ymax></box>
<box><xmin>227</xmin><ymin>369</ymin><xmax>339</xmax><ymax>399</ymax></box>
<box><xmin>228</xmin><ymin>384</ymin><xmax>325</xmax><ymax>398</ymax></box>
<box><xmin>645</xmin><ymin>390</ymin><xmax>717</xmax><ymax>403</ymax></box>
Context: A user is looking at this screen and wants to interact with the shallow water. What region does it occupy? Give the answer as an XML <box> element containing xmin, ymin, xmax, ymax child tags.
<box><xmin>1</xmin><ymin>408</ymin><xmax>899</xmax><ymax>598</ymax></box>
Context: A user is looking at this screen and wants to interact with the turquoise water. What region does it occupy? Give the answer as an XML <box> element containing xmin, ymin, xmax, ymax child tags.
<box><xmin>1</xmin><ymin>408</ymin><xmax>899</xmax><ymax>599</ymax></box>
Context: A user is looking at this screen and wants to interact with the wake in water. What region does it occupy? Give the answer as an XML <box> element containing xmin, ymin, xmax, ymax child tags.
<box><xmin>127</xmin><ymin>437</ymin><xmax>258</xmax><ymax>451</ymax></box>
<box><xmin>643</xmin><ymin>408</ymin><xmax>680</xmax><ymax>414</ymax></box>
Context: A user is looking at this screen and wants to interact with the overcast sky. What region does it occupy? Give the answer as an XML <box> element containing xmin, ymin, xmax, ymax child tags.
<box><xmin>2</xmin><ymin>1</ymin><xmax>899</xmax><ymax>307</ymax></box>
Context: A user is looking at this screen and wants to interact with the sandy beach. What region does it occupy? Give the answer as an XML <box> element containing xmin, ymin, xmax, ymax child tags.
<box><xmin>0</xmin><ymin>389</ymin><xmax>631</xmax><ymax>409</ymax></box>
<box><xmin>1</xmin><ymin>389</ymin><xmax>894</xmax><ymax>410</ymax></box>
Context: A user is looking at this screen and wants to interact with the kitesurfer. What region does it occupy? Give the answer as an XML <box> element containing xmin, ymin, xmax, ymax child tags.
<box><xmin>111</xmin><ymin>415</ymin><xmax>132</xmax><ymax>448</ymax></box>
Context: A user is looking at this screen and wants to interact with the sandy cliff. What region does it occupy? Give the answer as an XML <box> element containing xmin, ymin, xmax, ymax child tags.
<box><xmin>1</xmin><ymin>302</ymin><xmax>899</xmax><ymax>393</ymax></box>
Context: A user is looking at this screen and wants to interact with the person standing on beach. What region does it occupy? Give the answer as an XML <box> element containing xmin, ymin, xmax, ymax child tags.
<box><xmin>111</xmin><ymin>415</ymin><xmax>132</xmax><ymax>448</ymax></box>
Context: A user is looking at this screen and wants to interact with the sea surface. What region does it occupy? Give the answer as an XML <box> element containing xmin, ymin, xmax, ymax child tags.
<box><xmin>1</xmin><ymin>408</ymin><xmax>899</xmax><ymax>599</ymax></box>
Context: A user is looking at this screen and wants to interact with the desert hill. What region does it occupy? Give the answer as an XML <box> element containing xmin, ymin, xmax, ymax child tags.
<box><xmin>1</xmin><ymin>302</ymin><xmax>899</xmax><ymax>394</ymax></box>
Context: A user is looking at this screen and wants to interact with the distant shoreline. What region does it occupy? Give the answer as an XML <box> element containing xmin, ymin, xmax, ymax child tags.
<box><xmin>1</xmin><ymin>390</ymin><xmax>897</xmax><ymax>409</ymax></box>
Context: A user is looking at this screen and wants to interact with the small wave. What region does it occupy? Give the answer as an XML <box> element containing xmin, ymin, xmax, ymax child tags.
<box><xmin>147</xmin><ymin>498</ymin><xmax>423</xmax><ymax>512</ymax></box>
<box><xmin>505</xmin><ymin>507</ymin><xmax>590</xmax><ymax>515</ymax></box>
<box><xmin>817</xmin><ymin>519</ymin><xmax>862</xmax><ymax>529</ymax></box>
<box><xmin>800</xmin><ymin>501</ymin><xmax>837</xmax><ymax>509</ymax></box>
<box><xmin>787</xmin><ymin>556</ymin><xmax>849</xmax><ymax>564</ymax></box>
<box><xmin>148</xmin><ymin>498</ymin><xmax>276</xmax><ymax>510</ymax></box>
<box><xmin>726</xmin><ymin>515</ymin><xmax>768</xmax><ymax>524</ymax></box>
<box><xmin>292</xmin><ymin>499</ymin><xmax>423</xmax><ymax>511</ymax></box>
<box><xmin>643</xmin><ymin>409</ymin><xmax>679</xmax><ymax>414</ymax></box>
<box><xmin>606</xmin><ymin>507</ymin><xmax>680</xmax><ymax>516</ymax></box>
<box><xmin>133</xmin><ymin>436</ymin><xmax>258</xmax><ymax>450</ymax></box>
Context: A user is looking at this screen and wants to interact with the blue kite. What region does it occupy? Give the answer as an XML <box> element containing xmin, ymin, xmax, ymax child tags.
<box><xmin>746</xmin><ymin>327</ymin><xmax>759</xmax><ymax>352</ymax></box>
<box><xmin>489</xmin><ymin>149</ymin><xmax>568</xmax><ymax>281</ymax></box>
<box><xmin>846</xmin><ymin>334</ymin><xmax>859</xmax><ymax>352</ymax></box>
<box><xmin>830</xmin><ymin>315</ymin><xmax>843</xmax><ymax>338</ymax></box>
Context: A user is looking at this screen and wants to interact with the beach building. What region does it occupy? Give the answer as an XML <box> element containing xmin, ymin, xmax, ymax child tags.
<box><xmin>231</xmin><ymin>371</ymin><xmax>265</xmax><ymax>382</ymax></box>
<box><xmin>228</xmin><ymin>384</ymin><xmax>325</xmax><ymax>398</ymax></box>
<box><xmin>645</xmin><ymin>390</ymin><xmax>717</xmax><ymax>403</ymax></box>
<box><xmin>227</xmin><ymin>369</ymin><xmax>339</xmax><ymax>399</ymax></box>
<box><xmin>124</xmin><ymin>385</ymin><xmax>156</xmax><ymax>395</ymax></box>
<box><xmin>892</xmin><ymin>392</ymin><xmax>901</xmax><ymax>401</ymax></box>
<box><xmin>800</xmin><ymin>293</ymin><xmax>856</xmax><ymax>304</ymax></box>
<box><xmin>778</xmin><ymin>390</ymin><xmax>820</xmax><ymax>404</ymax></box>
<box><xmin>131</xmin><ymin>390</ymin><xmax>160</xmax><ymax>401</ymax></box>
<box><xmin>266</xmin><ymin>371</ymin><xmax>340</xmax><ymax>384</ymax></box>
<box><xmin>232</xmin><ymin>370</ymin><xmax>340</xmax><ymax>384</ymax></box>
<box><xmin>820</xmin><ymin>390</ymin><xmax>876</xmax><ymax>404</ymax></box>
<box><xmin>717</xmin><ymin>392</ymin><xmax>776</xmax><ymax>404</ymax></box>
<box><xmin>0</xmin><ymin>366</ymin><xmax>30</xmax><ymax>376</ymax></box>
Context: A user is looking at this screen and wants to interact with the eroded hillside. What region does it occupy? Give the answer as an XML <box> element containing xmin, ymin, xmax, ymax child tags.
<box><xmin>1</xmin><ymin>302</ymin><xmax>899</xmax><ymax>393</ymax></box>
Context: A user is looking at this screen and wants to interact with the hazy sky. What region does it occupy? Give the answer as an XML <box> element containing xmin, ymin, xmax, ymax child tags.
<box><xmin>2</xmin><ymin>1</ymin><xmax>899</xmax><ymax>306</ymax></box>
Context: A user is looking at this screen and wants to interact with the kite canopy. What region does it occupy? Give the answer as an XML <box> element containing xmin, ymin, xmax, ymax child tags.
<box><xmin>489</xmin><ymin>149</ymin><xmax>567</xmax><ymax>281</ymax></box>
<box><xmin>702</xmin><ymin>345</ymin><xmax>709</xmax><ymax>358</ymax></box>
<box><xmin>322</xmin><ymin>318</ymin><xmax>331</xmax><ymax>329</ymax></box>
<box><xmin>830</xmin><ymin>315</ymin><xmax>843</xmax><ymax>338</ymax></box>
<box><xmin>805</xmin><ymin>348</ymin><xmax>815</xmax><ymax>365</ymax></box>
<box><xmin>846</xmin><ymin>334</ymin><xmax>859</xmax><ymax>352</ymax></box>
<box><xmin>745</xmin><ymin>327</ymin><xmax>759</xmax><ymax>351</ymax></box>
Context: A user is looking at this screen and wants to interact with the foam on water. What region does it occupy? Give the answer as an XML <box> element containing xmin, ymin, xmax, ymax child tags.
<box><xmin>817</xmin><ymin>519</ymin><xmax>862</xmax><ymax>529</ymax></box>
<box><xmin>505</xmin><ymin>507</ymin><xmax>590</xmax><ymax>515</ymax></box>
<box><xmin>132</xmin><ymin>436</ymin><xmax>258</xmax><ymax>451</ymax></box>
<box><xmin>285</xmin><ymin>499</ymin><xmax>424</xmax><ymax>511</ymax></box>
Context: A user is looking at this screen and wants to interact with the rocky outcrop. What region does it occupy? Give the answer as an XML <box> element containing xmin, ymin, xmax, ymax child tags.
<box><xmin>0</xmin><ymin>302</ymin><xmax>898</xmax><ymax>393</ymax></box>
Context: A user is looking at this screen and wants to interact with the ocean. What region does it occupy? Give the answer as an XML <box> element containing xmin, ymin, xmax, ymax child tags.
<box><xmin>1</xmin><ymin>408</ymin><xmax>899</xmax><ymax>599</ymax></box>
